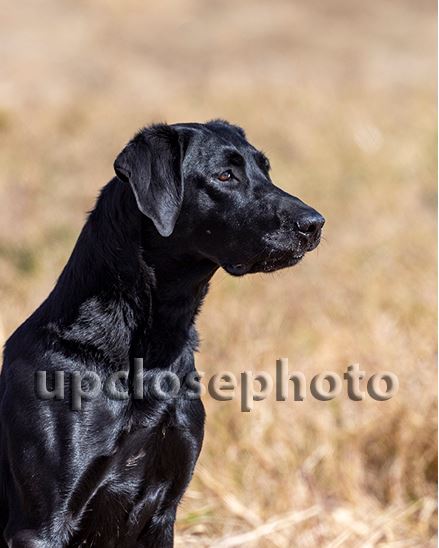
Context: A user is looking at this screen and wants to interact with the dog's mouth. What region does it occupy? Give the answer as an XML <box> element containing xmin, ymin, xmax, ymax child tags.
<box><xmin>223</xmin><ymin>253</ymin><xmax>305</xmax><ymax>277</ymax></box>
<box><xmin>221</xmin><ymin>228</ymin><xmax>323</xmax><ymax>277</ymax></box>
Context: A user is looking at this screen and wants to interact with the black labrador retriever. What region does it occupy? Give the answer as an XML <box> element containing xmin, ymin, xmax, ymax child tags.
<box><xmin>0</xmin><ymin>120</ymin><xmax>324</xmax><ymax>547</ymax></box>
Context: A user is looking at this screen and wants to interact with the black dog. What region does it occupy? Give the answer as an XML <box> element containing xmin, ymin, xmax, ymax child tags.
<box><xmin>0</xmin><ymin>120</ymin><xmax>324</xmax><ymax>547</ymax></box>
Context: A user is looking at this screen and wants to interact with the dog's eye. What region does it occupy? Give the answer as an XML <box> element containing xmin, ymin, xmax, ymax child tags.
<box><xmin>217</xmin><ymin>170</ymin><xmax>232</xmax><ymax>182</ymax></box>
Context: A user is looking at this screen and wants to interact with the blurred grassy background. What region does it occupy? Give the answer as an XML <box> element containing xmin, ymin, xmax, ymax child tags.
<box><xmin>0</xmin><ymin>0</ymin><xmax>436</xmax><ymax>545</ymax></box>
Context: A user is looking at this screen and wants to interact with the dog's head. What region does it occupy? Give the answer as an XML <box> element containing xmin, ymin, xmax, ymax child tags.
<box><xmin>114</xmin><ymin>121</ymin><xmax>324</xmax><ymax>276</ymax></box>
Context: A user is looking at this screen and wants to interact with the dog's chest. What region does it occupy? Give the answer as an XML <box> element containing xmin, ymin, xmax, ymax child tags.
<box><xmin>124</xmin><ymin>396</ymin><xmax>205</xmax><ymax>477</ymax></box>
<box><xmin>80</xmin><ymin>397</ymin><xmax>205</xmax><ymax>544</ymax></box>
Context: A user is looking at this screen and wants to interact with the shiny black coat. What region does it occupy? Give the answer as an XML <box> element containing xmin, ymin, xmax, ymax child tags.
<box><xmin>0</xmin><ymin>120</ymin><xmax>323</xmax><ymax>547</ymax></box>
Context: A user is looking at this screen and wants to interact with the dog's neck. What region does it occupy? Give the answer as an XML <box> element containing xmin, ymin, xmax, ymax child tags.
<box><xmin>45</xmin><ymin>178</ymin><xmax>217</xmax><ymax>370</ymax></box>
<box><xmin>139</xmin><ymin>252</ymin><xmax>217</xmax><ymax>370</ymax></box>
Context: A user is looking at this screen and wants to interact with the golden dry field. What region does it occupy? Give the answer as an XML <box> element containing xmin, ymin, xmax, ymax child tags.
<box><xmin>0</xmin><ymin>0</ymin><xmax>437</xmax><ymax>546</ymax></box>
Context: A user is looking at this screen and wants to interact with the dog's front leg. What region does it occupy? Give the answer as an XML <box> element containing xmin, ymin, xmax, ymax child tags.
<box><xmin>135</xmin><ymin>505</ymin><xmax>177</xmax><ymax>548</ymax></box>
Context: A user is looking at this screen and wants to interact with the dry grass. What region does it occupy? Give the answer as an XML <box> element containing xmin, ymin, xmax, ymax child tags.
<box><xmin>0</xmin><ymin>0</ymin><xmax>436</xmax><ymax>545</ymax></box>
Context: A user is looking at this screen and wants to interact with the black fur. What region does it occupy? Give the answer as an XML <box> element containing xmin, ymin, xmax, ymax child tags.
<box><xmin>0</xmin><ymin>121</ymin><xmax>324</xmax><ymax>547</ymax></box>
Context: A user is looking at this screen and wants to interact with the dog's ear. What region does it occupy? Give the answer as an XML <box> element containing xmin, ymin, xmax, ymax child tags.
<box><xmin>114</xmin><ymin>125</ymin><xmax>184</xmax><ymax>237</ymax></box>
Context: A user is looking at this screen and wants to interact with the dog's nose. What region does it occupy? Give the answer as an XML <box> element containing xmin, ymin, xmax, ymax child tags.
<box><xmin>295</xmin><ymin>211</ymin><xmax>325</xmax><ymax>239</ymax></box>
